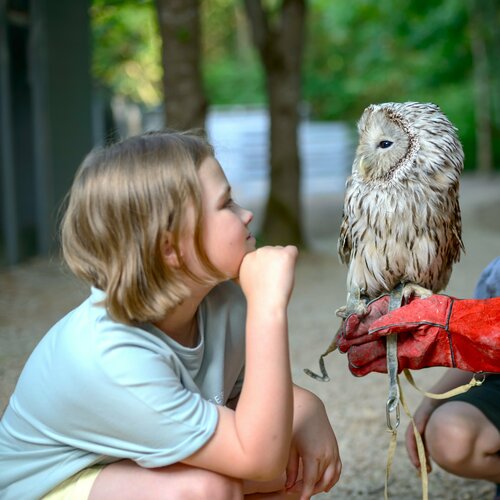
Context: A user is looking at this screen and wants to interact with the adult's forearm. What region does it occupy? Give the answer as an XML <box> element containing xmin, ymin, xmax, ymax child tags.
<box><xmin>417</xmin><ymin>368</ymin><xmax>475</xmax><ymax>413</ymax></box>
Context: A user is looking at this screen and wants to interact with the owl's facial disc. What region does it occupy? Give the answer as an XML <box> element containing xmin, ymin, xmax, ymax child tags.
<box><xmin>357</xmin><ymin>117</ymin><xmax>409</xmax><ymax>180</ymax></box>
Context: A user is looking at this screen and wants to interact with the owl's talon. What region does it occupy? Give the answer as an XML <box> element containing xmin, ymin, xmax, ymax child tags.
<box><xmin>402</xmin><ymin>283</ymin><xmax>433</xmax><ymax>302</ymax></box>
<box><xmin>336</xmin><ymin>302</ymin><xmax>368</xmax><ymax>319</ymax></box>
<box><xmin>335</xmin><ymin>306</ymin><xmax>348</xmax><ymax>319</ymax></box>
<box><xmin>353</xmin><ymin>302</ymin><xmax>368</xmax><ymax>317</ymax></box>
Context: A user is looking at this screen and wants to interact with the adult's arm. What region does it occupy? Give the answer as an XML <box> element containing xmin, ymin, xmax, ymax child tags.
<box><xmin>337</xmin><ymin>294</ymin><xmax>500</xmax><ymax>376</ymax></box>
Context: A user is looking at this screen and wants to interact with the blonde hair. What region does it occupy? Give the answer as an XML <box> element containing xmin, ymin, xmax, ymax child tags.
<box><xmin>61</xmin><ymin>130</ymin><xmax>224</xmax><ymax>325</ymax></box>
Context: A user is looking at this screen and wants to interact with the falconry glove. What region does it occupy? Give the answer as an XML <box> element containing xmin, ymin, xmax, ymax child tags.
<box><xmin>337</xmin><ymin>294</ymin><xmax>500</xmax><ymax>376</ymax></box>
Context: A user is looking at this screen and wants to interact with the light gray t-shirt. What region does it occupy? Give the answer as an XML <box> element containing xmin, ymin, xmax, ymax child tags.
<box><xmin>0</xmin><ymin>281</ymin><xmax>246</xmax><ymax>499</ymax></box>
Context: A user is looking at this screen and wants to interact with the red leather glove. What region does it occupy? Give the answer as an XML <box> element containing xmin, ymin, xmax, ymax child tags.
<box><xmin>337</xmin><ymin>295</ymin><xmax>500</xmax><ymax>376</ymax></box>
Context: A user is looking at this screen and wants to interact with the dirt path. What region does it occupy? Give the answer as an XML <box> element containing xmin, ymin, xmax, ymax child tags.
<box><xmin>1</xmin><ymin>173</ymin><xmax>499</xmax><ymax>499</ymax></box>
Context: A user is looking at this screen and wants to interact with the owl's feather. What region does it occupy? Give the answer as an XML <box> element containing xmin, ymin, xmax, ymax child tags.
<box><xmin>338</xmin><ymin>102</ymin><xmax>464</xmax><ymax>299</ymax></box>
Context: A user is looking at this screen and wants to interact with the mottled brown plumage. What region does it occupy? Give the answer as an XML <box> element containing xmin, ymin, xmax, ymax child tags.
<box><xmin>338</xmin><ymin>102</ymin><xmax>464</xmax><ymax>300</ymax></box>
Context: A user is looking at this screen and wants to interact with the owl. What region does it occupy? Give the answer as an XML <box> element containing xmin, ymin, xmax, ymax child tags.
<box><xmin>338</xmin><ymin>102</ymin><xmax>464</xmax><ymax>304</ymax></box>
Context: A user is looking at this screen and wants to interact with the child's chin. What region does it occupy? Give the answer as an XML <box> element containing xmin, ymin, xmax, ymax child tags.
<box><xmin>246</xmin><ymin>236</ymin><xmax>257</xmax><ymax>249</ymax></box>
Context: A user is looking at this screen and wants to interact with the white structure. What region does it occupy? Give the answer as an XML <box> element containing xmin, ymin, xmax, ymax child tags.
<box><xmin>206</xmin><ymin>107</ymin><xmax>353</xmax><ymax>204</ymax></box>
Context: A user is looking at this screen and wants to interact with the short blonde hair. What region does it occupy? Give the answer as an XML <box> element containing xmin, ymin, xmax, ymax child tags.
<box><xmin>61</xmin><ymin>130</ymin><xmax>224</xmax><ymax>325</ymax></box>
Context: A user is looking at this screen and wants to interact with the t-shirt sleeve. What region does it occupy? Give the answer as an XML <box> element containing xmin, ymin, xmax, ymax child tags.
<box><xmin>48</xmin><ymin>326</ymin><xmax>218</xmax><ymax>468</ymax></box>
<box><xmin>474</xmin><ymin>256</ymin><xmax>500</xmax><ymax>299</ymax></box>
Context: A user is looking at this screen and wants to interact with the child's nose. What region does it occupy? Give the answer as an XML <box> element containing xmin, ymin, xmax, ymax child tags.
<box><xmin>241</xmin><ymin>207</ymin><xmax>253</xmax><ymax>225</ymax></box>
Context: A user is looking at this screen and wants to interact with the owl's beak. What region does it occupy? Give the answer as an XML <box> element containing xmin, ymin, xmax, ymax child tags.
<box><xmin>358</xmin><ymin>156</ymin><xmax>367</xmax><ymax>177</ymax></box>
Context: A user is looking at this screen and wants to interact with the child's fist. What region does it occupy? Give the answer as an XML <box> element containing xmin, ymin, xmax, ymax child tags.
<box><xmin>239</xmin><ymin>246</ymin><xmax>298</xmax><ymax>310</ymax></box>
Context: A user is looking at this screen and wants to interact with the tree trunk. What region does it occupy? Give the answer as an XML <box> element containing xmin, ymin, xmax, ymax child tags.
<box><xmin>155</xmin><ymin>0</ymin><xmax>207</xmax><ymax>130</ymax></box>
<box><xmin>468</xmin><ymin>0</ymin><xmax>493</xmax><ymax>173</ymax></box>
<box><xmin>244</xmin><ymin>0</ymin><xmax>306</xmax><ymax>246</ymax></box>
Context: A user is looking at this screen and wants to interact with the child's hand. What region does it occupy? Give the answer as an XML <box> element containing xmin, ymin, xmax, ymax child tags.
<box><xmin>285</xmin><ymin>386</ymin><xmax>341</xmax><ymax>499</ymax></box>
<box><xmin>238</xmin><ymin>246</ymin><xmax>298</xmax><ymax>311</ymax></box>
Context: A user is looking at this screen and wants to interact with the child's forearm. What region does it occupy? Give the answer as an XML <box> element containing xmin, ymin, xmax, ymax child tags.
<box><xmin>186</xmin><ymin>305</ymin><xmax>294</xmax><ymax>481</ymax></box>
<box><xmin>234</xmin><ymin>305</ymin><xmax>294</xmax><ymax>477</ymax></box>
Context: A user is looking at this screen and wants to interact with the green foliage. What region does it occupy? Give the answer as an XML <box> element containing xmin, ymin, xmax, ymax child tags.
<box><xmin>201</xmin><ymin>1</ymin><xmax>266</xmax><ymax>105</ymax></box>
<box><xmin>90</xmin><ymin>0</ymin><xmax>498</xmax><ymax>169</ymax></box>
<box><xmin>204</xmin><ymin>55</ymin><xmax>266</xmax><ymax>105</ymax></box>
<box><xmin>91</xmin><ymin>0</ymin><xmax>162</xmax><ymax>106</ymax></box>
<box><xmin>303</xmin><ymin>0</ymin><xmax>498</xmax><ymax>169</ymax></box>
<box><xmin>90</xmin><ymin>0</ymin><xmax>265</xmax><ymax>106</ymax></box>
<box><xmin>304</xmin><ymin>0</ymin><xmax>470</xmax><ymax>118</ymax></box>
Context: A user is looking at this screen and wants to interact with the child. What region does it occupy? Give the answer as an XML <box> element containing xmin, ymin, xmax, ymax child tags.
<box><xmin>0</xmin><ymin>131</ymin><xmax>341</xmax><ymax>499</ymax></box>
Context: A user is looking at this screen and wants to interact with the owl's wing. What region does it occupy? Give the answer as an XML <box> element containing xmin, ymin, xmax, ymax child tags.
<box><xmin>449</xmin><ymin>197</ymin><xmax>465</xmax><ymax>262</ymax></box>
<box><xmin>338</xmin><ymin>208</ymin><xmax>352</xmax><ymax>265</ymax></box>
<box><xmin>338</xmin><ymin>177</ymin><xmax>354</xmax><ymax>264</ymax></box>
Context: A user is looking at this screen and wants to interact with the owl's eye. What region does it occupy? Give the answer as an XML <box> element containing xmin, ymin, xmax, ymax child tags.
<box><xmin>378</xmin><ymin>140</ymin><xmax>393</xmax><ymax>149</ymax></box>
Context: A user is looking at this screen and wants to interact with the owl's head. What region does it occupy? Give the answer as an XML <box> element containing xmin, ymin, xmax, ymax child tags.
<box><xmin>352</xmin><ymin>102</ymin><xmax>463</xmax><ymax>183</ymax></box>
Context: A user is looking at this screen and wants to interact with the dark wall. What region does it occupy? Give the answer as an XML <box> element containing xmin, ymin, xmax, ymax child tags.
<box><xmin>0</xmin><ymin>0</ymin><xmax>92</xmax><ymax>265</ymax></box>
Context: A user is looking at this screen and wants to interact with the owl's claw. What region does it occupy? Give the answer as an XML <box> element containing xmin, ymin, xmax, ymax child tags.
<box><xmin>335</xmin><ymin>306</ymin><xmax>348</xmax><ymax>319</ymax></box>
<box><xmin>402</xmin><ymin>283</ymin><xmax>433</xmax><ymax>302</ymax></box>
<box><xmin>353</xmin><ymin>302</ymin><xmax>368</xmax><ymax>316</ymax></box>
<box><xmin>336</xmin><ymin>301</ymin><xmax>368</xmax><ymax>319</ymax></box>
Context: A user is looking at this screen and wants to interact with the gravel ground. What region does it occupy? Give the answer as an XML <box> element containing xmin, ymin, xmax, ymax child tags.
<box><xmin>1</xmin><ymin>173</ymin><xmax>499</xmax><ymax>499</ymax></box>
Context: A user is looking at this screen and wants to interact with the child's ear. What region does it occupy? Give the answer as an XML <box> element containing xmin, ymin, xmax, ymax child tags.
<box><xmin>161</xmin><ymin>232</ymin><xmax>181</xmax><ymax>268</ymax></box>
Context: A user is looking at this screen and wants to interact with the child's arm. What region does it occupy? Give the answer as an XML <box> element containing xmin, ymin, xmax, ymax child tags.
<box><xmin>183</xmin><ymin>246</ymin><xmax>297</xmax><ymax>481</ymax></box>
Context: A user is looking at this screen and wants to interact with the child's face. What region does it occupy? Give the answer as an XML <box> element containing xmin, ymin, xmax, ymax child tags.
<box><xmin>186</xmin><ymin>156</ymin><xmax>255</xmax><ymax>280</ymax></box>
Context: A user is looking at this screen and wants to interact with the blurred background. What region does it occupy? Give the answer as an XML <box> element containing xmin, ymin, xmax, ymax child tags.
<box><xmin>1</xmin><ymin>0</ymin><xmax>499</xmax><ymax>266</ymax></box>
<box><xmin>1</xmin><ymin>3</ymin><xmax>500</xmax><ymax>497</ymax></box>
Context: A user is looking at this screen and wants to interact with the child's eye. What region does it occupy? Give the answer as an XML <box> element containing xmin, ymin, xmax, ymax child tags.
<box><xmin>224</xmin><ymin>198</ymin><xmax>235</xmax><ymax>208</ymax></box>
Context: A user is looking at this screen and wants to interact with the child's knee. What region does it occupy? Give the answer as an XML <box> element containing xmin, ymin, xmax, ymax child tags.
<box><xmin>425</xmin><ymin>403</ymin><xmax>478</xmax><ymax>467</ymax></box>
<box><xmin>193</xmin><ymin>471</ymin><xmax>243</xmax><ymax>500</ymax></box>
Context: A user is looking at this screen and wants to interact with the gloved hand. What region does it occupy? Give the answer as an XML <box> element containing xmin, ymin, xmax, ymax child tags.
<box><xmin>337</xmin><ymin>294</ymin><xmax>500</xmax><ymax>376</ymax></box>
